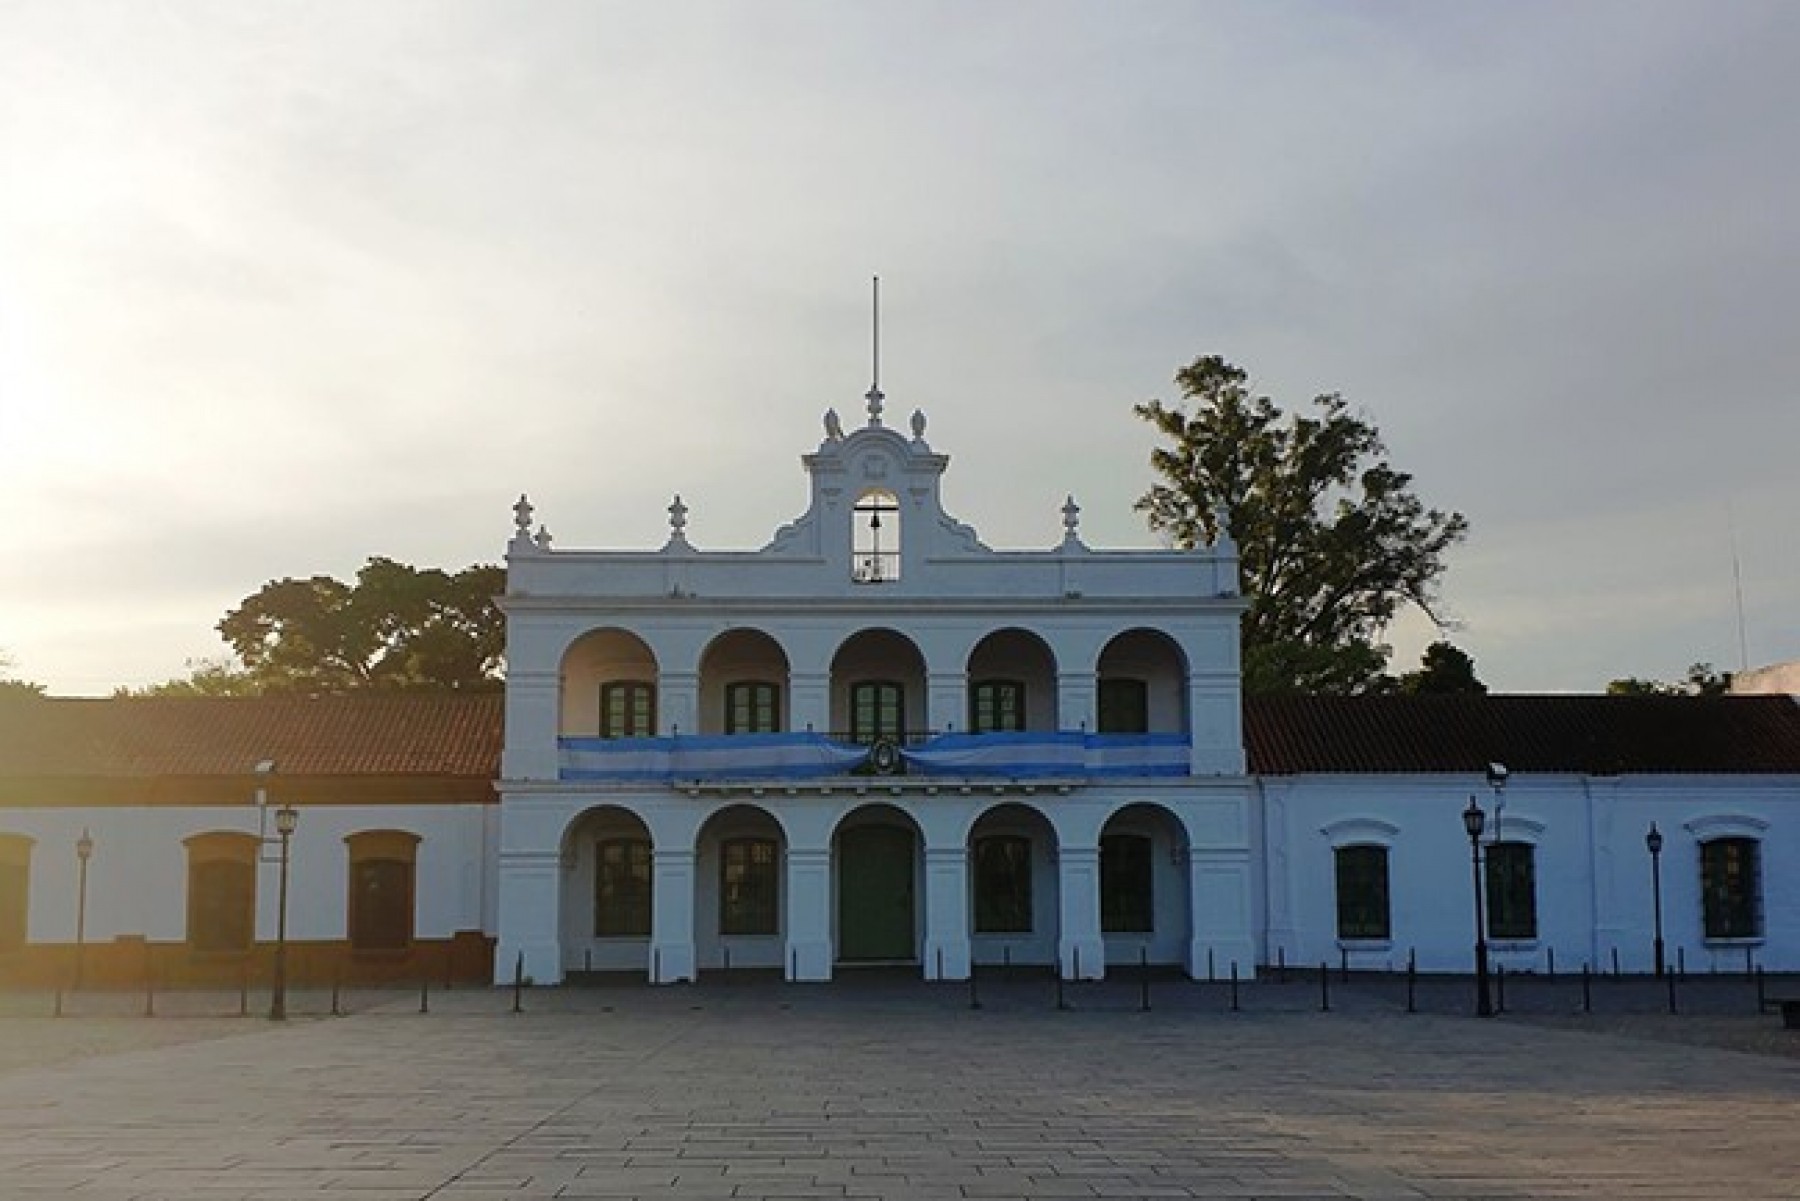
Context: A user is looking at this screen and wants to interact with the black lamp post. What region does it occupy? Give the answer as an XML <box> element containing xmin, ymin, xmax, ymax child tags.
<box><xmin>1646</xmin><ymin>822</ymin><xmax>1665</xmax><ymax>978</ymax></box>
<box><xmin>74</xmin><ymin>828</ymin><xmax>93</xmax><ymax>989</ymax></box>
<box><xmin>1463</xmin><ymin>797</ymin><xmax>1493</xmax><ymax>1017</ymax></box>
<box><xmin>269</xmin><ymin>804</ymin><xmax>298</xmax><ymax>1021</ymax></box>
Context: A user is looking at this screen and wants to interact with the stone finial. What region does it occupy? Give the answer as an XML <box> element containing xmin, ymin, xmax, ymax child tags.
<box><xmin>668</xmin><ymin>494</ymin><xmax>689</xmax><ymax>541</ymax></box>
<box><xmin>1062</xmin><ymin>495</ymin><xmax>1082</xmax><ymax>539</ymax></box>
<box><xmin>510</xmin><ymin>495</ymin><xmax>538</xmax><ymax>553</ymax></box>
<box><xmin>1210</xmin><ymin>502</ymin><xmax>1235</xmax><ymax>548</ymax></box>
<box><xmin>533</xmin><ymin>525</ymin><xmax>553</xmax><ymax>550</ymax></box>
<box><xmin>910</xmin><ymin>408</ymin><xmax>927</xmax><ymax>440</ymax></box>
<box><xmin>865</xmin><ymin>385</ymin><xmax>885</xmax><ymax>427</ymax></box>
<box><xmin>824</xmin><ymin>408</ymin><xmax>844</xmax><ymax>440</ymax></box>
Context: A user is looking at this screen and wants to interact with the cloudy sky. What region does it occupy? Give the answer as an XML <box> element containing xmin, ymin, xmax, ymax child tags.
<box><xmin>2</xmin><ymin>2</ymin><xmax>1796</xmax><ymax>697</ymax></box>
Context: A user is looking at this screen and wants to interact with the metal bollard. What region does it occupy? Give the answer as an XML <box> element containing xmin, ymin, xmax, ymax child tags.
<box><xmin>1207</xmin><ymin>947</ymin><xmax>1215</xmax><ymax>983</ymax></box>
<box><xmin>144</xmin><ymin>966</ymin><xmax>154</xmax><ymax>1018</ymax></box>
<box><xmin>1320</xmin><ymin>961</ymin><xmax>1330</xmax><ymax>1012</ymax></box>
<box><xmin>1745</xmin><ymin>945</ymin><xmax>1755</xmax><ymax>981</ymax></box>
<box><xmin>936</xmin><ymin>947</ymin><xmax>944</xmax><ymax>983</ymax></box>
<box><xmin>1230</xmin><ymin>960</ymin><xmax>1240</xmax><ymax>1013</ymax></box>
<box><xmin>1757</xmin><ymin>965</ymin><xmax>1767</xmax><ymax>1012</ymax></box>
<box><xmin>792</xmin><ymin>947</ymin><xmax>799</xmax><ymax>982</ymax></box>
<box><xmin>1139</xmin><ymin>946</ymin><xmax>1150</xmax><ymax>1012</ymax></box>
<box><xmin>1677</xmin><ymin>946</ymin><xmax>1686</xmax><ymax>980</ymax></box>
<box><xmin>1340</xmin><ymin>947</ymin><xmax>1349</xmax><ymax>984</ymax></box>
<box><xmin>1667</xmin><ymin>967</ymin><xmax>1678</xmax><ymax>1015</ymax></box>
<box><xmin>331</xmin><ymin>973</ymin><xmax>342</xmax><ymax>1018</ymax></box>
<box><xmin>53</xmin><ymin>987</ymin><xmax>63</xmax><ymax>1018</ymax></box>
<box><xmin>419</xmin><ymin>977</ymin><xmax>429</xmax><ymax>1014</ymax></box>
<box><xmin>239</xmin><ymin>963</ymin><xmax>249</xmax><ymax>1018</ymax></box>
<box><xmin>511</xmin><ymin>951</ymin><xmax>524</xmax><ymax>1014</ymax></box>
<box><xmin>653</xmin><ymin>947</ymin><xmax>661</xmax><ymax>986</ymax></box>
<box><xmin>1496</xmin><ymin>964</ymin><xmax>1506</xmax><ymax>1014</ymax></box>
<box><xmin>969</xmin><ymin>957</ymin><xmax>981</xmax><ymax>1010</ymax></box>
<box><xmin>1581</xmin><ymin>964</ymin><xmax>1592</xmax><ymax>1014</ymax></box>
<box><xmin>1277</xmin><ymin>945</ymin><xmax>1286</xmax><ymax>984</ymax></box>
<box><xmin>1547</xmin><ymin>947</ymin><xmax>1556</xmax><ymax>980</ymax></box>
<box><xmin>1611</xmin><ymin>947</ymin><xmax>1620</xmax><ymax>978</ymax></box>
<box><xmin>584</xmin><ymin>948</ymin><xmax>592</xmax><ymax>973</ymax></box>
<box><xmin>1405</xmin><ymin>949</ymin><xmax>1417</xmax><ymax>1015</ymax></box>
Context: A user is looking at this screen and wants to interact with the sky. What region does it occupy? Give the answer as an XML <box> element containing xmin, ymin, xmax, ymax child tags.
<box><xmin>2</xmin><ymin>1</ymin><xmax>1797</xmax><ymax>697</ymax></box>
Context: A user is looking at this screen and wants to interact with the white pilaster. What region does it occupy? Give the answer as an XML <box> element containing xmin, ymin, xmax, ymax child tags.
<box><xmin>1057</xmin><ymin>671</ymin><xmax>1096</xmax><ymax>733</ymax></box>
<box><xmin>1057</xmin><ymin>844</ymin><xmax>1104</xmax><ymax>979</ymax></box>
<box><xmin>790</xmin><ymin>671</ymin><xmax>831</xmax><ymax>735</ymax></box>
<box><xmin>660</xmin><ymin>670</ymin><xmax>698</xmax><ymax>736</ymax></box>
<box><xmin>922</xmin><ymin>845</ymin><xmax>971</xmax><ymax>979</ymax></box>
<box><xmin>502</xmin><ymin>668</ymin><xmax>561</xmax><ymax>781</ymax></box>
<box><xmin>927</xmin><ymin>670</ymin><xmax>968</xmax><ymax>734</ymax></box>
<box><xmin>1187</xmin><ymin>847</ymin><xmax>1257</xmax><ymax>980</ymax></box>
<box><xmin>785</xmin><ymin>846</ymin><xmax>833</xmax><ymax>981</ymax></box>
<box><xmin>649</xmin><ymin>847</ymin><xmax>696</xmax><ymax>983</ymax></box>
<box><xmin>496</xmin><ymin>848</ymin><xmax>562</xmax><ymax>985</ymax></box>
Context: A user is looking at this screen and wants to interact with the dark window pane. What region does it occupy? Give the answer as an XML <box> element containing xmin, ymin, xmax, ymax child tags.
<box><xmin>850</xmin><ymin>681</ymin><xmax>904</xmax><ymax>744</ymax></box>
<box><xmin>1097</xmin><ymin>678</ymin><xmax>1148</xmax><ymax>734</ymax></box>
<box><xmin>970</xmin><ymin>680</ymin><xmax>1025</xmax><ymax>734</ymax></box>
<box><xmin>1100</xmin><ymin>834</ymin><xmax>1154</xmax><ymax>933</ymax></box>
<box><xmin>974</xmin><ymin>835</ymin><xmax>1033</xmax><ymax>933</ymax></box>
<box><xmin>595</xmin><ymin>838</ymin><xmax>653</xmax><ymax>937</ymax></box>
<box><xmin>721</xmin><ymin>838</ymin><xmax>779</xmax><ymax>936</ymax></box>
<box><xmin>188</xmin><ymin>860</ymin><xmax>254</xmax><ymax>952</ymax></box>
<box><xmin>1484</xmin><ymin>842</ymin><xmax>1537</xmax><ymax>940</ymax></box>
<box><xmin>725</xmin><ymin>682</ymin><xmax>780</xmax><ymax>735</ymax></box>
<box><xmin>1334</xmin><ymin>845</ymin><xmax>1390</xmax><ymax>940</ymax></box>
<box><xmin>350</xmin><ymin>858</ymin><xmax>413</xmax><ymax>950</ymax></box>
<box><xmin>1701</xmin><ymin>838</ymin><xmax>1761</xmax><ymax>939</ymax></box>
<box><xmin>600</xmin><ymin>681</ymin><xmax>656</xmax><ymax>738</ymax></box>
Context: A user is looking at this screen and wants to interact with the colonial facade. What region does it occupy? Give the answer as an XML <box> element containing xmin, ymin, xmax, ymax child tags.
<box><xmin>1</xmin><ymin>401</ymin><xmax>1798</xmax><ymax>989</ymax></box>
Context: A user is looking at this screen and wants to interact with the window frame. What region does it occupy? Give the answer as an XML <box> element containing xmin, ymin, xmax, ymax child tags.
<box><xmin>724</xmin><ymin>680</ymin><xmax>781</xmax><ymax>735</ymax></box>
<box><xmin>184</xmin><ymin>832</ymin><xmax>258</xmax><ymax>954</ymax></box>
<box><xmin>1333</xmin><ymin>844</ymin><xmax>1391</xmax><ymax>942</ymax></box>
<box><xmin>344</xmin><ymin>830</ymin><xmax>420</xmax><ymax>953</ymax></box>
<box><xmin>970</xmin><ymin>679</ymin><xmax>1026</xmax><ymax>734</ymax></box>
<box><xmin>595</xmin><ymin>837</ymin><xmax>654</xmax><ymax>938</ymax></box>
<box><xmin>599</xmin><ymin>680</ymin><xmax>656</xmax><ymax>739</ymax></box>
<box><xmin>1096</xmin><ymin>677</ymin><xmax>1149</xmax><ymax>734</ymax></box>
<box><xmin>1700</xmin><ymin>836</ymin><xmax>1762</xmax><ymax>941</ymax></box>
<box><xmin>849</xmin><ymin>680</ymin><xmax>905</xmax><ymax>745</ymax></box>
<box><xmin>973</xmin><ymin>834</ymin><xmax>1034</xmax><ymax>934</ymax></box>
<box><xmin>1484</xmin><ymin>840</ymin><xmax>1538</xmax><ymax>941</ymax></box>
<box><xmin>1100</xmin><ymin>833</ymin><xmax>1154</xmax><ymax>934</ymax></box>
<box><xmin>719</xmin><ymin>837</ymin><xmax>780</xmax><ymax>936</ymax></box>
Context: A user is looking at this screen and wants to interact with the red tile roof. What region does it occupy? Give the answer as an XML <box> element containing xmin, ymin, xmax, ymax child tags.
<box><xmin>3</xmin><ymin>691</ymin><xmax>1797</xmax><ymax>781</ymax></box>
<box><xmin>0</xmin><ymin>694</ymin><xmax>503</xmax><ymax>779</ymax></box>
<box><xmin>1245</xmin><ymin>693</ymin><xmax>1800</xmax><ymax>775</ymax></box>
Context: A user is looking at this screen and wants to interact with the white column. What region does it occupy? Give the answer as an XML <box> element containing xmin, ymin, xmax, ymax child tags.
<box><xmin>1187</xmin><ymin>848</ymin><xmax>1257</xmax><ymax>980</ymax></box>
<box><xmin>922</xmin><ymin>845</ymin><xmax>971</xmax><ymax>980</ymax></box>
<box><xmin>1057</xmin><ymin>844</ymin><xmax>1105</xmax><ymax>979</ymax></box>
<box><xmin>1188</xmin><ymin>674</ymin><xmax>1245</xmax><ymax>775</ymax></box>
<box><xmin>785</xmin><ymin>846</ymin><xmax>833</xmax><ymax>981</ymax></box>
<box><xmin>649</xmin><ymin>848</ymin><xmax>696</xmax><ymax>983</ymax></box>
<box><xmin>1057</xmin><ymin>671</ymin><xmax>1096</xmax><ymax>733</ymax></box>
<box><xmin>790</xmin><ymin>670</ymin><xmax>831</xmax><ymax>735</ymax></box>
<box><xmin>495</xmin><ymin>848</ymin><xmax>562</xmax><ymax>985</ymax></box>
<box><xmin>660</xmin><ymin>670</ymin><xmax>698</xmax><ymax>736</ymax></box>
<box><xmin>502</xmin><ymin>668</ymin><xmax>561</xmax><ymax>781</ymax></box>
<box><xmin>926</xmin><ymin>670</ymin><xmax>967</xmax><ymax>734</ymax></box>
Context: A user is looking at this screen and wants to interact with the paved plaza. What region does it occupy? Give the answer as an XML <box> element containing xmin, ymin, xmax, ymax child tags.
<box><xmin>0</xmin><ymin>981</ymin><xmax>1796</xmax><ymax>1200</ymax></box>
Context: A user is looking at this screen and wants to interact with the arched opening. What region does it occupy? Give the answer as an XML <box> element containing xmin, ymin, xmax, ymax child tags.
<box><xmin>182</xmin><ymin>832</ymin><xmax>259</xmax><ymax>954</ymax></box>
<box><xmin>560</xmin><ymin>629</ymin><xmax>660</xmax><ymax>738</ymax></box>
<box><xmin>967</xmin><ymin>802</ymin><xmax>1060</xmax><ymax>968</ymax></box>
<box><xmin>561</xmin><ymin>805</ymin><xmax>654</xmax><ymax>975</ymax></box>
<box><xmin>1095</xmin><ymin>628</ymin><xmax>1189</xmax><ymax>735</ymax></box>
<box><xmin>695</xmin><ymin>804</ymin><xmax>786</xmax><ymax>972</ymax></box>
<box><xmin>1099</xmin><ymin>803</ymin><xmax>1190</xmax><ymax>966</ymax></box>
<box><xmin>832</xmin><ymin>804</ymin><xmax>922</xmax><ymax>964</ymax></box>
<box><xmin>697</xmin><ymin>628</ymin><xmax>791</xmax><ymax>735</ymax></box>
<box><xmin>830</xmin><ymin>629</ymin><xmax>927</xmax><ymax>744</ymax></box>
<box><xmin>966</xmin><ymin>628</ymin><xmax>1060</xmax><ymax>733</ymax></box>
<box><xmin>851</xmin><ymin>488</ymin><xmax>901</xmax><ymax>583</ymax></box>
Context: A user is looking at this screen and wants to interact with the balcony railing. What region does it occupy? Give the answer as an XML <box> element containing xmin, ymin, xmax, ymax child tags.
<box><xmin>557</xmin><ymin>730</ymin><xmax>1190</xmax><ymax>784</ymax></box>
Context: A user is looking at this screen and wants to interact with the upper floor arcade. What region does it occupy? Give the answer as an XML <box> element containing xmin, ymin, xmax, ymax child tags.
<box><xmin>500</xmin><ymin>398</ymin><xmax>1247</xmax><ymax>784</ymax></box>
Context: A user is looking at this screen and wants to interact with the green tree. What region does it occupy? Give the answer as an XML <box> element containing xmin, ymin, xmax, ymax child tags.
<box><xmin>1606</xmin><ymin>662</ymin><xmax>1732</xmax><ymax>697</ymax></box>
<box><xmin>1136</xmin><ymin>355</ymin><xmax>1469</xmax><ymax>694</ymax></box>
<box><xmin>1392</xmin><ymin>640</ymin><xmax>1487</xmax><ymax>695</ymax></box>
<box><xmin>208</xmin><ymin>558</ymin><xmax>505</xmax><ymax>694</ymax></box>
<box><xmin>117</xmin><ymin>658</ymin><xmax>264</xmax><ymax>698</ymax></box>
<box><xmin>0</xmin><ymin>651</ymin><xmax>45</xmax><ymax>700</ymax></box>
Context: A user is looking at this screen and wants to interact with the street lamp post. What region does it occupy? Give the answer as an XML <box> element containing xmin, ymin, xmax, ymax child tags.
<box><xmin>269</xmin><ymin>804</ymin><xmax>298</xmax><ymax>1021</ymax></box>
<box><xmin>74</xmin><ymin>828</ymin><xmax>93</xmax><ymax>989</ymax></box>
<box><xmin>1647</xmin><ymin>822</ymin><xmax>1666</xmax><ymax>978</ymax></box>
<box><xmin>1463</xmin><ymin>798</ymin><xmax>1493</xmax><ymax>1017</ymax></box>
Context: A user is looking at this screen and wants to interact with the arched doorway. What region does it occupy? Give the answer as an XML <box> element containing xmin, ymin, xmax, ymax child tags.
<box><xmin>834</xmin><ymin>804</ymin><xmax>920</xmax><ymax>963</ymax></box>
<box><xmin>560</xmin><ymin>805</ymin><xmax>654</xmax><ymax>975</ymax></box>
<box><xmin>1099</xmin><ymin>803</ymin><xmax>1190</xmax><ymax>967</ymax></box>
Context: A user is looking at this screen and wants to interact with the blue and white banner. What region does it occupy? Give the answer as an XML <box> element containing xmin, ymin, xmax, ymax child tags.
<box><xmin>558</xmin><ymin>731</ymin><xmax>1190</xmax><ymax>783</ymax></box>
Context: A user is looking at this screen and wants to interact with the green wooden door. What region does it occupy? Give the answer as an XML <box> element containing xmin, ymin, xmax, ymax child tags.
<box><xmin>838</xmin><ymin>825</ymin><xmax>915</xmax><ymax>961</ymax></box>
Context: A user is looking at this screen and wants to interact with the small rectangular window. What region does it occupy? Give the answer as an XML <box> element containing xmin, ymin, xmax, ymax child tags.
<box><xmin>595</xmin><ymin>838</ymin><xmax>653</xmax><ymax>937</ymax></box>
<box><xmin>1701</xmin><ymin>838</ymin><xmax>1761</xmax><ymax>939</ymax></box>
<box><xmin>970</xmin><ymin>680</ymin><xmax>1025</xmax><ymax>734</ymax></box>
<box><xmin>721</xmin><ymin>838</ymin><xmax>779</xmax><ymax>936</ymax></box>
<box><xmin>725</xmin><ymin>681</ymin><xmax>780</xmax><ymax>735</ymax></box>
<box><xmin>188</xmin><ymin>860</ymin><xmax>255</xmax><ymax>952</ymax></box>
<box><xmin>1100</xmin><ymin>834</ymin><xmax>1153</xmax><ymax>933</ymax></box>
<box><xmin>1097</xmin><ymin>678</ymin><xmax>1148</xmax><ymax>734</ymax></box>
<box><xmin>1485</xmin><ymin>842</ymin><xmax>1537</xmax><ymax>940</ymax></box>
<box><xmin>850</xmin><ymin>681</ymin><xmax>904</xmax><ymax>745</ymax></box>
<box><xmin>350</xmin><ymin>859</ymin><xmax>414</xmax><ymax>951</ymax></box>
<box><xmin>1334</xmin><ymin>845</ymin><xmax>1390</xmax><ymax>940</ymax></box>
<box><xmin>600</xmin><ymin>681</ymin><xmax>655</xmax><ymax>739</ymax></box>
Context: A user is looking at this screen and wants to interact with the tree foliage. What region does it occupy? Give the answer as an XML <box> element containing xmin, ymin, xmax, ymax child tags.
<box><xmin>201</xmin><ymin>558</ymin><xmax>505</xmax><ymax>694</ymax></box>
<box><xmin>1391</xmin><ymin>640</ymin><xmax>1487</xmax><ymax>695</ymax></box>
<box><xmin>1606</xmin><ymin>663</ymin><xmax>1732</xmax><ymax>697</ymax></box>
<box><xmin>118</xmin><ymin>658</ymin><xmax>265</xmax><ymax>698</ymax></box>
<box><xmin>1136</xmin><ymin>355</ymin><xmax>1469</xmax><ymax>694</ymax></box>
<box><xmin>0</xmin><ymin>651</ymin><xmax>45</xmax><ymax>701</ymax></box>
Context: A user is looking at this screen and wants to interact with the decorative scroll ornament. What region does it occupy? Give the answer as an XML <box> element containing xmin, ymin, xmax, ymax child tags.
<box><xmin>824</xmin><ymin>408</ymin><xmax>844</xmax><ymax>440</ymax></box>
<box><xmin>910</xmin><ymin>409</ymin><xmax>927</xmax><ymax>440</ymax></box>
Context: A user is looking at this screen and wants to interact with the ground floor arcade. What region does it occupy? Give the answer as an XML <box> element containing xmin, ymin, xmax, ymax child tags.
<box><xmin>493</xmin><ymin>783</ymin><xmax>1257</xmax><ymax>985</ymax></box>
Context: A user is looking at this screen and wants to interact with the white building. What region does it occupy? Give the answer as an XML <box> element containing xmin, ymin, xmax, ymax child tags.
<box><xmin>2</xmin><ymin>400</ymin><xmax>1797</xmax><ymax>988</ymax></box>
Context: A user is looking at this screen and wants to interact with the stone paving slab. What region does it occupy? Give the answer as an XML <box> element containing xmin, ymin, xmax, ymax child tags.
<box><xmin>0</xmin><ymin>986</ymin><xmax>1794</xmax><ymax>1199</ymax></box>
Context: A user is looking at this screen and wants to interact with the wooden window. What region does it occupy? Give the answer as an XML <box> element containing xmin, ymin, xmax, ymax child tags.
<box><xmin>850</xmin><ymin>681</ymin><xmax>904</xmax><ymax>745</ymax></box>
<box><xmin>345</xmin><ymin>831</ymin><xmax>420</xmax><ymax>952</ymax></box>
<box><xmin>1100</xmin><ymin>834</ymin><xmax>1153</xmax><ymax>933</ymax></box>
<box><xmin>970</xmin><ymin>680</ymin><xmax>1025</xmax><ymax>734</ymax></box>
<box><xmin>595</xmin><ymin>838</ymin><xmax>653</xmax><ymax>937</ymax></box>
<box><xmin>1334</xmin><ymin>845</ymin><xmax>1390</xmax><ymax>940</ymax></box>
<box><xmin>724</xmin><ymin>681</ymin><xmax>780</xmax><ymax>735</ymax></box>
<box><xmin>1484</xmin><ymin>842</ymin><xmax>1537</xmax><ymax>940</ymax></box>
<box><xmin>185</xmin><ymin>833</ymin><xmax>258</xmax><ymax>953</ymax></box>
<box><xmin>973</xmin><ymin>835</ymin><xmax>1033</xmax><ymax>933</ymax></box>
<box><xmin>1701</xmin><ymin>837</ymin><xmax>1761</xmax><ymax>939</ymax></box>
<box><xmin>0</xmin><ymin>835</ymin><xmax>30</xmax><ymax>951</ymax></box>
<box><xmin>720</xmin><ymin>837</ymin><xmax>779</xmax><ymax>936</ymax></box>
<box><xmin>1097</xmin><ymin>678</ymin><xmax>1148</xmax><ymax>734</ymax></box>
<box><xmin>600</xmin><ymin>680</ymin><xmax>655</xmax><ymax>739</ymax></box>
